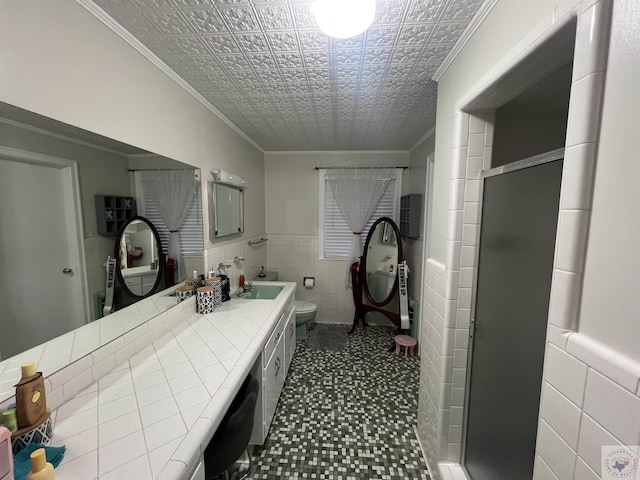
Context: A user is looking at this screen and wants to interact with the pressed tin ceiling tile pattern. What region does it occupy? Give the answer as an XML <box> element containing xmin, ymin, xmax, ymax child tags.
<box><xmin>92</xmin><ymin>0</ymin><xmax>484</xmax><ymax>150</ymax></box>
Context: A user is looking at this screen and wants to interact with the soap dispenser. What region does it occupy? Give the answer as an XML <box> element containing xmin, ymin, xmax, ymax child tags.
<box><xmin>26</xmin><ymin>448</ymin><xmax>54</xmax><ymax>480</ymax></box>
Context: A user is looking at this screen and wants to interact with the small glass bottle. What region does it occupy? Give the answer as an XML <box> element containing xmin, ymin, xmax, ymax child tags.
<box><xmin>238</xmin><ymin>272</ymin><xmax>245</xmax><ymax>288</ymax></box>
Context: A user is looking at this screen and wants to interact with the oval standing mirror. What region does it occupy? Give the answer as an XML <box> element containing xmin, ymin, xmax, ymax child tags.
<box><xmin>363</xmin><ymin>217</ymin><xmax>402</xmax><ymax>307</ymax></box>
<box><xmin>114</xmin><ymin>216</ymin><xmax>164</xmax><ymax>299</ymax></box>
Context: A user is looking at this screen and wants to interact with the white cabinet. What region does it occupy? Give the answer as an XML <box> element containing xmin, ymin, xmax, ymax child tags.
<box><xmin>124</xmin><ymin>276</ymin><xmax>143</xmax><ymax>295</ymax></box>
<box><xmin>122</xmin><ymin>270</ymin><xmax>157</xmax><ymax>296</ymax></box>
<box><xmin>250</xmin><ymin>299</ymin><xmax>294</xmax><ymax>445</ymax></box>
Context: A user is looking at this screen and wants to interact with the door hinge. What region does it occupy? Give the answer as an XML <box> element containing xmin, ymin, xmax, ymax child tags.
<box><xmin>469</xmin><ymin>318</ymin><xmax>475</xmax><ymax>338</ymax></box>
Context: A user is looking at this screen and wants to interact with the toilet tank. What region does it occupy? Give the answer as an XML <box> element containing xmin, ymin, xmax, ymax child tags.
<box><xmin>255</xmin><ymin>271</ymin><xmax>278</xmax><ymax>281</ymax></box>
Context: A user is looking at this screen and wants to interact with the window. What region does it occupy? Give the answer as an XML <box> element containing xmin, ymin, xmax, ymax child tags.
<box><xmin>319</xmin><ymin>168</ymin><xmax>402</xmax><ymax>259</ymax></box>
<box><xmin>134</xmin><ymin>170</ymin><xmax>204</xmax><ymax>256</ymax></box>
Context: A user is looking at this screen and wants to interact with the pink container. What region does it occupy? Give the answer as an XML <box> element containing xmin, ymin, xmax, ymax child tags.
<box><xmin>0</xmin><ymin>426</ymin><xmax>13</xmax><ymax>480</ymax></box>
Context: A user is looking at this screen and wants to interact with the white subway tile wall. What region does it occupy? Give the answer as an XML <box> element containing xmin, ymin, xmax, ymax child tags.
<box><xmin>266</xmin><ymin>234</ymin><xmax>354</xmax><ymax>325</ymax></box>
<box><xmin>417</xmin><ymin>258</ymin><xmax>448</xmax><ymax>480</ymax></box>
<box><xmin>204</xmin><ymin>235</ymin><xmax>268</xmax><ymax>290</ymax></box>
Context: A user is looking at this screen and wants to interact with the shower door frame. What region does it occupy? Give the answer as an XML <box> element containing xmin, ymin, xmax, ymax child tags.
<box><xmin>460</xmin><ymin>148</ymin><xmax>565</xmax><ymax>478</ymax></box>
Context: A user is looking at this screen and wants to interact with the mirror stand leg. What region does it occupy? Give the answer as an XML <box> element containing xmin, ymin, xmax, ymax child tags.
<box><xmin>388</xmin><ymin>326</ymin><xmax>402</xmax><ymax>353</ymax></box>
<box><xmin>348</xmin><ymin>311</ymin><xmax>359</xmax><ymax>335</ymax></box>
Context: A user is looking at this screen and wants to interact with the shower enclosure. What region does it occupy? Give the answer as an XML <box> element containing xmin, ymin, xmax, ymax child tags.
<box><xmin>463</xmin><ymin>151</ymin><xmax>564</xmax><ymax>480</ymax></box>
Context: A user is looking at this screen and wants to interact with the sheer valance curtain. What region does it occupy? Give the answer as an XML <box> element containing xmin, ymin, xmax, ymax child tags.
<box><xmin>139</xmin><ymin>170</ymin><xmax>197</xmax><ymax>281</ymax></box>
<box><xmin>325</xmin><ymin>167</ymin><xmax>396</xmax><ymax>286</ymax></box>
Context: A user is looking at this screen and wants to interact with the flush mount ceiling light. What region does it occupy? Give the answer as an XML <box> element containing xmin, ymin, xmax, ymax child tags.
<box><xmin>312</xmin><ymin>0</ymin><xmax>376</xmax><ymax>39</ymax></box>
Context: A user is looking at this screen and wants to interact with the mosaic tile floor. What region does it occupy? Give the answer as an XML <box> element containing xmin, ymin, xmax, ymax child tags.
<box><xmin>220</xmin><ymin>323</ymin><xmax>430</xmax><ymax>480</ymax></box>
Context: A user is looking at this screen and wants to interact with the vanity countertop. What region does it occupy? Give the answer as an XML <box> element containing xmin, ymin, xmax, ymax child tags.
<box><xmin>120</xmin><ymin>265</ymin><xmax>159</xmax><ymax>278</ymax></box>
<box><xmin>50</xmin><ymin>281</ymin><xmax>295</xmax><ymax>480</ymax></box>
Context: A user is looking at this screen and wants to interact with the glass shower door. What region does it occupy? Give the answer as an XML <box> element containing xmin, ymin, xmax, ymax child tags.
<box><xmin>463</xmin><ymin>155</ymin><xmax>563</xmax><ymax>480</ymax></box>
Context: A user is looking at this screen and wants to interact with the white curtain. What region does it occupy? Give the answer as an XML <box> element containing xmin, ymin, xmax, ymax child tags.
<box><xmin>140</xmin><ymin>170</ymin><xmax>196</xmax><ymax>281</ymax></box>
<box><xmin>326</xmin><ymin>167</ymin><xmax>395</xmax><ymax>286</ymax></box>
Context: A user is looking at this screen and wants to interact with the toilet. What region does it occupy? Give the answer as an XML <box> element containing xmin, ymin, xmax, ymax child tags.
<box><xmin>294</xmin><ymin>300</ymin><xmax>317</xmax><ymax>340</ymax></box>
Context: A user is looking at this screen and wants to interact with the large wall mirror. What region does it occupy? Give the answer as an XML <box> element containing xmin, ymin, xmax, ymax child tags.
<box><xmin>208</xmin><ymin>169</ymin><xmax>246</xmax><ymax>240</ymax></box>
<box><xmin>0</xmin><ymin>102</ymin><xmax>204</xmax><ymax>402</ymax></box>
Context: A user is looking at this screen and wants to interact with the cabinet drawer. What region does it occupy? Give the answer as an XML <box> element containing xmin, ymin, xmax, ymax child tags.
<box><xmin>124</xmin><ymin>276</ymin><xmax>141</xmax><ymax>288</ymax></box>
<box><xmin>263</xmin><ymin>339</ymin><xmax>286</xmax><ymax>430</ymax></box>
<box><xmin>263</xmin><ymin>304</ymin><xmax>291</xmax><ymax>361</ymax></box>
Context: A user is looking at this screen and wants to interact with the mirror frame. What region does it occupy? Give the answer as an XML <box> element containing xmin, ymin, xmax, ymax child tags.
<box><xmin>362</xmin><ymin>216</ymin><xmax>403</xmax><ymax>307</ymax></box>
<box><xmin>114</xmin><ymin>216</ymin><xmax>164</xmax><ymax>300</ymax></box>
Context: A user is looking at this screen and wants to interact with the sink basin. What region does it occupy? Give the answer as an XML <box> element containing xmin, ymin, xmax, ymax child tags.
<box><xmin>234</xmin><ymin>285</ymin><xmax>283</xmax><ymax>300</ymax></box>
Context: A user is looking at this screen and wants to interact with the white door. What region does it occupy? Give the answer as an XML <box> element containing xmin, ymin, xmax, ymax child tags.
<box><xmin>0</xmin><ymin>156</ymin><xmax>86</xmax><ymax>359</ymax></box>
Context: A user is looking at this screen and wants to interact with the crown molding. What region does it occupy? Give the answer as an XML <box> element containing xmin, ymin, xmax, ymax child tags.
<box><xmin>433</xmin><ymin>0</ymin><xmax>500</xmax><ymax>82</ymax></box>
<box><xmin>264</xmin><ymin>150</ymin><xmax>410</xmax><ymax>155</ymax></box>
<box><xmin>409</xmin><ymin>126</ymin><xmax>436</xmax><ymax>153</ymax></box>
<box><xmin>0</xmin><ymin>117</ymin><xmax>134</xmax><ymax>157</ymax></box>
<box><xmin>77</xmin><ymin>0</ymin><xmax>265</xmax><ymax>154</ymax></box>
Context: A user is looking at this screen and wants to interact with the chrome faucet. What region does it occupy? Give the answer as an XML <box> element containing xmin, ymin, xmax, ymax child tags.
<box><xmin>217</xmin><ymin>262</ymin><xmax>231</xmax><ymax>275</ymax></box>
<box><xmin>243</xmin><ymin>281</ymin><xmax>254</xmax><ymax>292</ymax></box>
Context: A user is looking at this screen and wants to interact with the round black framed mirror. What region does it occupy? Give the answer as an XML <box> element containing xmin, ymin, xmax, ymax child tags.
<box><xmin>362</xmin><ymin>216</ymin><xmax>402</xmax><ymax>307</ymax></box>
<box><xmin>114</xmin><ymin>216</ymin><xmax>164</xmax><ymax>300</ymax></box>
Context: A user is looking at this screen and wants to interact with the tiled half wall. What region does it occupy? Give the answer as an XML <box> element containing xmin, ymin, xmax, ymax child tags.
<box><xmin>266</xmin><ymin>234</ymin><xmax>355</xmax><ymax>325</ymax></box>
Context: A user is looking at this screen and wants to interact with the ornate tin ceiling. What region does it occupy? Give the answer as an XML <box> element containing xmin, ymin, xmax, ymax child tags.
<box><xmin>91</xmin><ymin>0</ymin><xmax>485</xmax><ymax>151</ymax></box>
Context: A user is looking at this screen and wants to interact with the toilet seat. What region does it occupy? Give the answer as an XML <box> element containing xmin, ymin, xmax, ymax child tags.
<box><xmin>294</xmin><ymin>300</ymin><xmax>317</xmax><ymax>314</ymax></box>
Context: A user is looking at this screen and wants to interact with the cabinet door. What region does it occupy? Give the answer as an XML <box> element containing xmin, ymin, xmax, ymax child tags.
<box><xmin>263</xmin><ymin>340</ymin><xmax>286</xmax><ymax>433</ymax></box>
<box><xmin>141</xmin><ymin>272</ymin><xmax>156</xmax><ymax>291</ymax></box>
<box><xmin>124</xmin><ymin>276</ymin><xmax>142</xmax><ymax>296</ymax></box>
<box><xmin>284</xmin><ymin>307</ymin><xmax>296</xmax><ymax>372</ymax></box>
<box><xmin>264</xmin><ymin>310</ymin><xmax>286</xmax><ymax>361</ymax></box>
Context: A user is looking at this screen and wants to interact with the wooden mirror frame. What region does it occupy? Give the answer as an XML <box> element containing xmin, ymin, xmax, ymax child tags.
<box><xmin>362</xmin><ymin>216</ymin><xmax>403</xmax><ymax>307</ymax></box>
<box><xmin>349</xmin><ymin>217</ymin><xmax>403</xmax><ymax>334</ymax></box>
<box><xmin>114</xmin><ymin>216</ymin><xmax>165</xmax><ymax>300</ymax></box>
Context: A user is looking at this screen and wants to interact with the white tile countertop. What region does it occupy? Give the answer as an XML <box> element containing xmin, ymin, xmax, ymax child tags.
<box><xmin>49</xmin><ymin>281</ymin><xmax>295</xmax><ymax>480</ymax></box>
